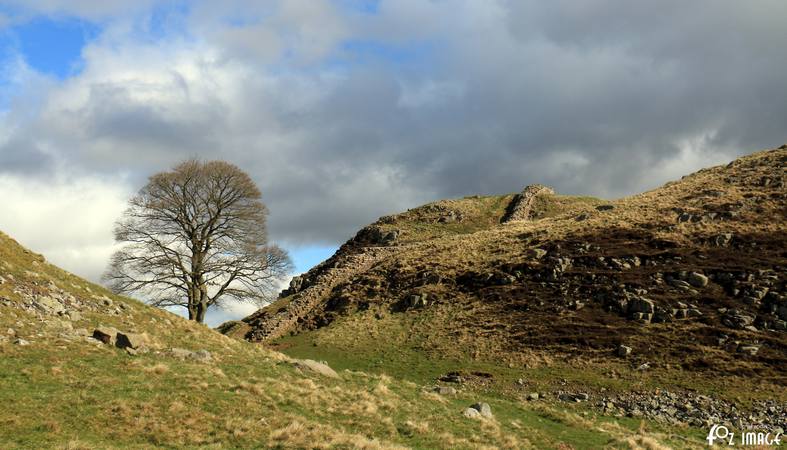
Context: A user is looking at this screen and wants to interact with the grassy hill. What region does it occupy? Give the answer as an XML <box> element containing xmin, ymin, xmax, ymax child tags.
<box><xmin>1</xmin><ymin>145</ymin><xmax>784</xmax><ymax>449</ymax></box>
<box><xmin>227</xmin><ymin>145</ymin><xmax>787</xmax><ymax>446</ymax></box>
<box><xmin>0</xmin><ymin>230</ymin><xmax>694</xmax><ymax>449</ymax></box>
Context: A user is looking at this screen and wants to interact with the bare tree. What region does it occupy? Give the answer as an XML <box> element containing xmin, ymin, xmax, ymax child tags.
<box><xmin>104</xmin><ymin>160</ymin><xmax>292</xmax><ymax>323</ymax></box>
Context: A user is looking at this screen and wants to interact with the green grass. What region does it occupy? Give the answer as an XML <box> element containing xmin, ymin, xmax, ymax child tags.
<box><xmin>1</xmin><ymin>229</ymin><xmax>697</xmax><ymax>449</ymax></box>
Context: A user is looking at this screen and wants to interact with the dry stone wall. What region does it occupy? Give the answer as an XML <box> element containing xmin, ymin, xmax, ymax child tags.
<box><xmin>501</xmin><ymin>184</ymin><xmax>555</xmax><ymax>223</ymax></box>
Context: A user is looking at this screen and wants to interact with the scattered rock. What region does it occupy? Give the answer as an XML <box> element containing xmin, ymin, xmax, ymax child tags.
<box><xmin>687</xmin><ymin>272</ymin><xmax>709</xmax><ymax>288</ymax></box>
<box><xmin>559</xmin><ymin>392</ymin><xmax>589</xmax><ymax>402</ymax></box>
<box><xmin>469</xmin><ymin>402</ymin><xmax>493</xmax><ymax>418</ymax></box>
<box><xmin>190</xmin><ymin>350</ymin><xmax>213</xmax><ymax>362</ymax></box>
<box><xmin>169</xmin><ymin>348</ymin><xmax>213</xmax><ymax>362</ymax></box>
<box><xmin>92</xmin><ymin>327</ymin><xmax>119</xmax><ymax>345</ymax></box>
<box><xmin>292</xmin><ymin>359</ymin><xmax>339</xmax><ymax>379</ymax></box>
<box><xmin>434</xmin><ymin>386</ymin><xmax>457</xmax><ymax>396</ymax></box>
<box><xmin>628</xmin><ymin>297</ymin><xmax>655</xmax><ymax>315</ymax></box>
<box><xmin>527</xmin><ymin>248</ymin><xmax>548</xmax><ymax>260</ymax></box>
<box><xmin>170</xmin><ymin>348</ymin><xmax>194</xmax><ymax>359</ymax></box>
<box><xmin>33</xmin><ymin>296</ymin><xmax>65</xmax><ymax>315</ymax></box>
<box><xmin>439</xmin><ymin>373</ymin><xmax>465</xmax><ymax>384</ymax></box>
<box><xmin>617</xmin><ymin>345</ymin><xmax>632</xmax><ymax>357</ymax></box>
<box><xmin>462</xmin><ymin>408</ymin><xmax>482</xmax><ymax>419</ymax></box>
<box><xmin>115</xmin><ymin>332</ymin><xmax>150</xmax><ymax>350</ymax></box>
<box><xmin>737</xmin><ymin>344</ymin><xmax>760</xmax><ymax>356</ymax></box>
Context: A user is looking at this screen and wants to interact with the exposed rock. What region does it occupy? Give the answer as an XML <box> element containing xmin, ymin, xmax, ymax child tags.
<box><xmin>169</xmin><ymin>348</ymin><xmax>213</xmax><ymax>362</ymax></box>
<box><xmin>687</xmin><ymin>272</ymin><xmax>709</xmax><ymax>288</ymax></box>
<box><xmin>559</xmin><ymin>392</ymin><xmax>589</xmax><ymax>402</ymax></box>
<box><xmin>617</xmin><ymin>345</ymin><xmax>632</xmax><ymax>357</ymax></box>
<box><xmin>292</xmin><ymin>359</ymin><xmax>340</xmax><ymax>379</ymax></box>
<box><xmin>462</xmin><ymin>408</ymin><xmax>482</xmax><ymax>419</ymax></box>
<box><xmin>405</xmin><ymin>294</ymin><xmax>429</xmax><ymax>309</ymax></box>
<box><xmin>713</xmin><ymin>233</ymin><xmax>733</xmax><ymax>246</ymax></box>
<box><xmin>469</xmin><ymin>402</ymin><xmax>493</xmax><ymax>418</ymax></box>
<box><xmin>34</xmin><ymin>296</ymin><xmax>65</xmax><ymax>315</ymax></box>
<box><xmin>190</xmin><ymin>350</ymin><xmax>213</xmax><ymax>362</ymax></box>
<box><xmin>115</xmin><ymin>332</ymin><xmax>150</xmax><ymax>350</ymax></box>
<box><xmin>596</xmin><ymin>390</ymin><xmax>787</xmax><ymax>429</ymax></box>
<box><xmin>527</xmin><ymin>248</ymin><xmax>548</xmax><ymax>260</ymax></box>
<box><xmin>628</xmin><ymin>297</ymin><xmax>655</xmax><ymax>315</ymax></box>
<box><xmin>169</xmin><ymin>348</ymin><xmax>194</xmax><ymax>359</ymax></box>
<box><xmin>433</xmin><ymin>386</ymin><xmax>457</xmax><ymax>396</ymax></box>
<box><xmin>439</xmin><ymin>373</ymin><xmax>465</xmax><ymax>384</ymax></box>
<box><xmin>737</xmin><ymin>344</ymin><xmax>760</xmax><ymax>356</ymax></box>
<box><xmin>92</xmin><ymin>327</ymin><xmax>119</xmax><ymax>345</ymax></box>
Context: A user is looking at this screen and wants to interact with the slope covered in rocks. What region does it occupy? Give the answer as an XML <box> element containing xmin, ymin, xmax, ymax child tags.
<box><xmin>0</xmin><ymin>230</ymin><xmax>687</xmax><ymax>449</ymax></box>
<box><xmin>226</xmin><ymin>145</ymin><xmax>787</xmax><ymax>431</ymax></box>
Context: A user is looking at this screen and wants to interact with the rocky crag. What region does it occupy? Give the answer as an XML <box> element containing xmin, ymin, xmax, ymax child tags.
<box><xmin>227</xmin><ymin>146</ymin><xmax>787</xmax><ymax>382</ymax></box>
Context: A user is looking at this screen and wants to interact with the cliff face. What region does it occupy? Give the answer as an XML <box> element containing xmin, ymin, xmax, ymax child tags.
<box><xmin>227</xmin><ymin>145</ymin><xmax>787</xmax><ymax>378</ymax></box>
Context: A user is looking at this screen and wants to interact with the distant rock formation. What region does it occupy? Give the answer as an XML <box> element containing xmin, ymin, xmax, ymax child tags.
<box><xmin>501</xmin><ymin>184</ymin><xmax>555</xmax><ymax>223</ymax></box>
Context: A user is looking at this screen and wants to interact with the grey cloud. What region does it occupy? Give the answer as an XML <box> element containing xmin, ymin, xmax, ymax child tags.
<box><xmin>1</xmin><ymin>0</ymin><xmax>786</xmax><ymax>250</ymax></box>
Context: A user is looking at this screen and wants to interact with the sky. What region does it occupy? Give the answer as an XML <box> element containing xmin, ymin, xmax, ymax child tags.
<box><xmin>1</xmin><ymin>1</ymin><xmax>786</xmax><ymax>325</ymax></box>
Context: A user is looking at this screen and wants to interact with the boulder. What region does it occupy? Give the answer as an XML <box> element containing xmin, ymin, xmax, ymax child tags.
<box><xmin>559</xmin><ymin>392</ymin><xmax>589</xmax><ymax>402</ymax></box>
<box><xmin>687</xmin><ymin>272</ymin><xmax>709</xmax><ymax>288</ymax></box>
<box><xmin>526</xmin><ymin>392</ymin><xmax>540</xmax><ymax>401</ymax></box>
<box><xmin>462</xmin><ymin>408</ymin><xmax>482</xmax><ymax>419</ymax></box>
<box><xmin>292</xmin><ymin>359</ymin><xmax>340</xmax><ymax>379</ymax></box>
<box><xmin>34</xmin><ymin>296</ymin><xmax>65</xmax><ymax>315</ymax></box>
<box><xmin>628</xmin><ymin>297</ymin><xmax>655</xmax><ymax>315</ymax></box>
<box><xmin>469</xmin><ymin>402</ymin><xmax>493</xmax><ymax>418</ymax></box>
<box><xmin>737</xmin><ymin>345</ymin><xmax>760</xmax><ymax>356</ymax></box>
<box><xmin>434</xmin><ymin>386</ymin><xmax>457</xmax><ymax>396</ymax></box>
<box><xmin>596</xmin><ymin>205</ymin><xmax>615</xmax><ymax>211</ymax></box>
<box><xmin>92</xmin><ymin>327</ymin><xmax>119</xmax><ymax>345</ymax></box>
<box><xmin>617</xmin><ymin>345</ymin><xmax>632</xmax><ymax>357</ymax></box>
<box><xmin>191</xmin><ymin>350</ymin><xmax>213</xmax><ymax>362</ymax></box>
<box><xmin>115</xmin><ymin>332</ymin><xmax>150</xmax><ymax>350</ymax></box>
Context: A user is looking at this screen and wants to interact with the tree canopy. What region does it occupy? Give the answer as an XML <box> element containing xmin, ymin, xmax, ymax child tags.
<box><xmin>105</xmin><ymin>160</ymin><xmax>292</xmax><ymax>323</ymax></box>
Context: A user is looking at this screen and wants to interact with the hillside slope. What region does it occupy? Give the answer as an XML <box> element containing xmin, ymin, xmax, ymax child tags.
<box><xmin>226</xmin><ymin>145</ymin><xmax>787</xmax><ymax>431</ymax></box>
<box><xmin>0</xmin><ymin>230</ymin><xmax>687</xmax><ymax>449</ymax></box>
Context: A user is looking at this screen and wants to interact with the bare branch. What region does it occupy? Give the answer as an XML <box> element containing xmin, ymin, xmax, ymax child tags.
<box><xmin>103</xmin><ymin>159</ymin><xmax>292</xmax><ymax>323</ymax></box>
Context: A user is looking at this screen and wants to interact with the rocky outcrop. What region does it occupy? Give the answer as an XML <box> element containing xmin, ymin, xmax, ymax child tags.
<box><xmin>501</xmin><ymin>184</ymin><xmax>555</xmax><ymax>223</ymax></box>
<box><xmin>242</xmin><ymin>246</ymin><xmax>398</xmax><ymax>342</ymax></box>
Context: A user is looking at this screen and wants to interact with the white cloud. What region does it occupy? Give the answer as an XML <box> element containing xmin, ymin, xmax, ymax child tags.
<box><xmin>0</xmin><ymin>173</ymin><xmax>131</xmax><ymax>282</ymax></box>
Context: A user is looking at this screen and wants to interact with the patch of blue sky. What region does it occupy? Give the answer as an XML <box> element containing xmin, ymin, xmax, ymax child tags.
<box><xmin>0</xmin><ymin>16</ymin><xmax>99</xmax><ymax>79</ymax></box>
<box><xmin>334</xmin><ymin>0</ymin><xmax>380</xmax><ymax>14</ymax></box>
<box><xmin>289</xmin><ymin>245</ymin><xmax>338</xmax><ymax>275</ymax></box>
<box><xmin>331</xmin><ymin>38</ymin><xmax>440</xmax><ymax>70</ymax></box>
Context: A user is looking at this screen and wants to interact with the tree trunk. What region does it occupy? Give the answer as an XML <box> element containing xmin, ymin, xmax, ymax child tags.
<box><xmin>196</xmin><ymin>303</ymin><xmax>206</xmax><ymax>323</ymax></box>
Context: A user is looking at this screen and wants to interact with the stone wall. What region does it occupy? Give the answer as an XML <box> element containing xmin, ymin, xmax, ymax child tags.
<box><xmin>500</xmin><ymin>184</ymin><xmax>555</xmax><ymax>223</ymax></box>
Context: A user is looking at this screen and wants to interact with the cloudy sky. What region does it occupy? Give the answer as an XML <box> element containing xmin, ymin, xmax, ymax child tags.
<box><xmin>1</xmin><ymin>1</ymin><xmax>785</xmax><ymax>324</ymax></box>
